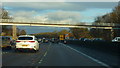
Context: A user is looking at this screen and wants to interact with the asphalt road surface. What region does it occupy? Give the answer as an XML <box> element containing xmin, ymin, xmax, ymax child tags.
<box><xmin>2</xmin><ymin>42</ymin><xmax>114</xmax><ymax>67</ymax></box>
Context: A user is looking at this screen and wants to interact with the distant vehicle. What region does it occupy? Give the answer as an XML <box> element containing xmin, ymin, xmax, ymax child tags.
<box><xmin>69</xmin><ymin>37</ymin><xmax>75</xmax><ymax>40</ymax></box>
<box><xmin>38</xmin><ymin>38</ymin><xmax>42</xmax><ymax>43</ymax></box>
<box><xmin>79</xmin><ymin>38</ymin><xmax>91</xmax><ymax>42</ymax></box>
<box><xmin>73</xmin><ymin>39</ymin><xmax>79</xmax><ymax>40</ymax></box>
<box><xmin>51</xmin><ymin>38</ymin><xmax>54</xmax><ymax>43</ymax></box>
<box><xmin>112</xmin><ymin>37</ymin><xmax>120</xmax><ymax>42</ymax></box>
<box><xmin>93</xmin><ymin>38</ymin><xmax>105</xmax><ymax>42</ymax></box>
<box><xmin>15</xmin><ymin>35</ymin><xmax>39</xmax><ymax>52</ymax></box>
<box><xmin>51</xmin><ymin>38</ymin><xmax>59</xmax><ymax>43</ymax></box>
<box><xmin>10</xmin><ymin>39</ymin><xmax>16</xmax><ymax>45</ymax></box>
<box><xmin>42</xmin><ymin>38</ymin><xmax>49</xmax><ymax>43</ymax></box>
<box><xmin>63</xmin><ymin>40</ymin><xmax>67</xmax><ymax>44</ymax></box>
<box><xmin>0</xmin><ymin>36</ymin><xmax>12</xmax><ymax>49</ymax></box>
<box><xmin>84</xmin><ymin>38</ymin><xmax>91</xmax><ymax>42</ymax></box>
<box><xmin>79</xmin><ymin>38</ymin><xmax>86</xmax><ymax>41</ymax></box>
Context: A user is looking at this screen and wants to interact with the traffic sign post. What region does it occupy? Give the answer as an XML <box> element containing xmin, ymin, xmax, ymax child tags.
<box><xmin>59</xmin><ymin>35</ymin><xmax>65</xmax><ymax>43</ymax></box>
<box><xmin>59</xmin><ymin>35</ymin><xmax>65</xmax><ymax>40</ymax></box>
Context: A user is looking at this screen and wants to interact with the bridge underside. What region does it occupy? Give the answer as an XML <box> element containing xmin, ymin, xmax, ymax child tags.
<box><xmin>0</xmin><ymin>22</ymin><xmax>114</xmax><ymax>29</ymax></box>
<box><xmin>1</xmin><ymin>22</ymin><xmax>120</xmax><ymax>40</ymax></box>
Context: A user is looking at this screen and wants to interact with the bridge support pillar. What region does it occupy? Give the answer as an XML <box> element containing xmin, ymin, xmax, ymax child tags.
<box><xmin>111</xmin><ymin>28</ymin><xmax>114</xmax><ymax>40</ymax></box>
<box><xmin>12</xmin><ymin>25</ymin><xmax>17</xmax><ymax>40</ymax></box>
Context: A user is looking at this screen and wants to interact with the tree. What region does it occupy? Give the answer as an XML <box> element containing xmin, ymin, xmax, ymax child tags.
<box><xmin>19</xmin><ymin>30</ymin><xmax>26</xmax><ymax>35</ymax></box>
<box><xmin>94</xmin><ymin>3</ymin><xmax>120</xmax><ymax>24</ymax></box>
<box><xmin>1</xmin><ymin>32</ymin><xmax>6</xmax><ymax>36</ymax></box>
<box><xmin>69</xmin><ymin>28</ymin><xmax>92</xmax><ymax>39</ymax></box>
<box><xmin>93</xmin><ymin>2</ymin><xmax>120</xmax><ymax>40</ymax></box>
<box><xmin>57</xmin><ymin>29</ymin><xmax>69</xmax><ymax>35</ymax></box>
<box><xmin>0</xmin><ymin>8</ymin><xmax>13</xmax><ymax>36</ymax></box>
<box><xmin>90</xmin><ymin>28</ymin><xmax>111</xmax><ymax>40</ymax></box>
<box><xmin>33</xmin><ymin>29</ymin><xmax>69</xmax><ymax>39</ymax></box>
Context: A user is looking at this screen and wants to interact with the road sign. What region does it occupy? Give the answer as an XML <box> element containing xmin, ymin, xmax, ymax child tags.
<box><xmin>59</xmin><ymin>35</ymin><xmax>65</xmax><ymax>40</ymax></box>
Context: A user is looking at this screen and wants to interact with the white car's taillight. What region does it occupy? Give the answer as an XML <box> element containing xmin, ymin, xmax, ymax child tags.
<box><xmin>29</xmin><ymin>41</ymin><xmax>35</xmax><ymax>43</ymax></box>
<box><xmin>16</xmin><ymin>41</ymin><xmax>21</xmax><ymax>42</ymax></box>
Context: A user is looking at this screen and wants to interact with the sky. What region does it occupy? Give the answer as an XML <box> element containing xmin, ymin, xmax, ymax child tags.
<box><xmin>2</xmin><ymin>2</ymin><xmax>118</xmax><ymax>23</ymax></box>
<box><xmin>1</xmin><ymin>2</ymin><xmax>119</xmax><ymax>34</ymax></box>
<box><xmin>1</xmin><ymin>0</ymin><xmax>120</xmax><ymax>2</ymax></box>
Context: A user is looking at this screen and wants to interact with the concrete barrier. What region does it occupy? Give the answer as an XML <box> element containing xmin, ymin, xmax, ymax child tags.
<box><xmin>64</xmin><ymin>40</ymin><xmax>120</xmax><ymax>56</ymax></box>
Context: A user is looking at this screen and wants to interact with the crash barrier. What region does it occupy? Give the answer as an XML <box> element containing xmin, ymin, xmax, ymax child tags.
<box><xmin>64</xmin><ymin>40</ymin><xmax>120</xmax><ymax>56</ymax></box>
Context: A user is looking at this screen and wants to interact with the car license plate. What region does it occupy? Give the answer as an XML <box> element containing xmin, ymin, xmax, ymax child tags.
<box><xmin>22</xmin><ymin>45</ymin><xmax>28</xmax><ymax>46</ymax></box>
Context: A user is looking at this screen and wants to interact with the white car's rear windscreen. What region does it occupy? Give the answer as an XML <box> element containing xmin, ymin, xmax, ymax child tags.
<box><xmin>18</xmin><ymin>37</ymin><xmax>33</xmax><ymax>40</ymax></box>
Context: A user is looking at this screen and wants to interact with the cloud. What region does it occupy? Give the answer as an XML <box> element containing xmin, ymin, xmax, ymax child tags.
<box><xmin>3</xmin><ymin>2</ymin><xmax>118</xmax><ymax>11</ymax></box>
<box><xmin>3</xmin><ymin>2</ymin><xmax>85</xmax><ymax>11</ymax></box>
<box><xmin>10</xmin><ymin>10</ymin><xmax>37</xmax><ymax>22</ymax></box>
<box><xmin>1</xmin><ymin>0</ymin><xmax>119</xmax><ymax>2</ymax></box>
<box><xmin>12</xmin><ymin>10</ymin><xmax>37</xmax><ymax>17</ymax></box>
<box><xmin>11</xmin><ymin>10</ymin><xmax>81</xmax><ymax>24</ymax></box>
<box><xmin>2</xmin><ymin>2</ymin><xmax>118</xmax><ymax>24</ymax></box>
<box><xmin>46</xmin><ymin>11</ymin><xmax>81</xmax><ymax>24</ymax></box>
<box><xmin>1</xmin><ymin>0</ymin><xmax>66</xmax><ymax>2</ymax></box>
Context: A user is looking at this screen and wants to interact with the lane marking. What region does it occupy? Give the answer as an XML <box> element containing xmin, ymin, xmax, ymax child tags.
<box><xmin>28</xmin><ymin>43</ymin><xmax>50</xmax><ymax>65</ymax></box>
<box><xmin>61</xmin><ymin>43</ymin><xmax>111</xmax><ymax>67</ymax></box>
<box><xmin>38</xmin><ymin>43</ymin><xmax>51</xmax><ymax>64</ymax></box>
<box><xmin>2</xmin><ymin>52</ymin><xmax>8</xmax><ymax>54</ymax></box>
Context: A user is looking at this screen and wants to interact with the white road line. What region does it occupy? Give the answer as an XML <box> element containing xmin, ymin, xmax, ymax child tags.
<box><xmin>38</xmin><ymin>43</ymin><xmax>51</xmax><ymax>64</ymax></box>
<box><xmin>2</xmin><ymin>52</ymin><xmax>8</xmax><ymax>54</ymax></box>
<box><xmin>61</xmin><ymin>43</ymin><xmax>111</xmax><ymax>68</ymax></box>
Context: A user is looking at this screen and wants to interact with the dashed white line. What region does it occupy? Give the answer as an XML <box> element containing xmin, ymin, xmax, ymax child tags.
<box><xmin>38</xmin><ymin>43</ymin><xmax>51</xmax><ymax>64</ymax></box>
<box><xmin>2</xmin><ymin>52</ymin><xmax>8</xmax><ymax>54</ymax></box>
<box><xmin>61</xmin><ymin>43</ymin><xmax>111</xmax><ymax>68</ymax></box>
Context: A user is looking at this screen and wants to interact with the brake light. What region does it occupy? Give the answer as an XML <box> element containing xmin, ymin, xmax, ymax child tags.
<box><xmin>29</xmin><ymin>41</ymin><xmax>35</xmax><ymax>43</ymax></box>
<box><xmin>16</xmin><ymin>41</ymin><xmax>21</xmax><ymax>42</ymax></box>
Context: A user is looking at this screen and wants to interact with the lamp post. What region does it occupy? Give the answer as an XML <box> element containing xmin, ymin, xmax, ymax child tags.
<box><xmin>109</xmin><ymin>13</ymin><xmax>114</xmax><ymax>40</ymax></box>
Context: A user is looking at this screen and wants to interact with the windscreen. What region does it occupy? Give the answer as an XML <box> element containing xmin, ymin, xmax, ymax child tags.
<box><xmin>118</xmin><ymin>38</ymin><xmax>120</xmax><ymax>41</ymax></box>
<box><xmin>18</xmin><ymin>37</ymin><xmax>33</xmax><ymax>40</ymax></box>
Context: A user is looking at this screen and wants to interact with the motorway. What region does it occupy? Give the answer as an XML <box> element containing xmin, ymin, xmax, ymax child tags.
<box><xmin>2</xmin><ymin>42</ymin><xmax>118</xmax><ymax>67</ymax></box>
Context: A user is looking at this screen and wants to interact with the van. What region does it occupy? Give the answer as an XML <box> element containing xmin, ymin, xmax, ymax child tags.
<box><xmin>112</xmin><ymin>37</ymin><xmax>120</xmax><ymax>42</ymax></box>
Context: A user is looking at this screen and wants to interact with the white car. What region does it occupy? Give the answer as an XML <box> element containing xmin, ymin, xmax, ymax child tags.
<box><xmin>15</xmin><ymin>35</ymin><xmax>39</xmax><ymax>52</ymax></box>
<box><xmin>112</xmin><ymin>37</ymin><xmax>120</xmax><ymax>42</ymax></box>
